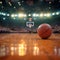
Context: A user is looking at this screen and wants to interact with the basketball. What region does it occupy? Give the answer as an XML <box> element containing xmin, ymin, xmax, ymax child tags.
<box><xmin>37</xmin><ymin>23</ymin><xmax>52</xmax><ymax>39</ymax></box>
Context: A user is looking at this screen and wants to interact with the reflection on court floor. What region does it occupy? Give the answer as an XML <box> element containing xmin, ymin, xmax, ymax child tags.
<box><xmin>0</xmin><ymin>33</ymin><xmax>60</xmax><ymax>60</ymax></box>
<box><xmin>0</xmin><ymin>42</ymin><xmax>60</xmax><ymax>56</ymax></box>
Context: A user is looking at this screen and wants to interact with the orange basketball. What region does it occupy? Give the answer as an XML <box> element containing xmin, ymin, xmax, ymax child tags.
<box><xmin>37</xmin><ymin>23</ymin><xmax>52</xmax><ymax>39</ymax></box>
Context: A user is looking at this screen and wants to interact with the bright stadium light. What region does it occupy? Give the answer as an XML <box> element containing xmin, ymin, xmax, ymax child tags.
<box><xmin>18</xmin><ymin>13</ymin><xmax>25</xmax><ymax>18</ymax></box>
<box><xmin>46</xmin><ymin>13</ymin><xmax>51</xmax><ymax>17</ymax></box>
<box><xmin>3</xmin><ymin>17</ymin><xmax>6</xmax><ymax>20</ymax></box>
<box><xmin>40</xmin><ymin>13</ymin><xmax>44</xmax><ymax>17</ymax></box>
<box><xmin>44</xmin><ymin>14</ymin><xmax>47</xmax><ymax>16</ymax></box>
<box><xmin>33</xmin><ymin>13</ymin><xmax>36</xmax><ymax>17</ymax></box>
<box><xmin>28</xmin><ymin>14</ymin><xmax>31</xmax><ymax>16</ymax></box>
<box><xmin>7</xmin><ymin>14</ymin><xmax>10</xmax><ymax>16</ymax></box>
<box><xmin>52</xmin><ymin>13</ymin><xmax>55</xmax><ymax>16</ymax></box>
<box><xmin>11</xmin><ymin>14</ymin><xmax>15</xmax><ymax>17</ymax></box>
<box><xmin>24</xmin><ymin>14</ymin><xmax>27</xmax><ymax>17</ymax></box>
<box><xmin>15</xmin><ymin>14</ymin><xmax>18</xmax><ymax>17</ymax></box>
<box><xmin>56</xmin><ymin>12</ymin><xmax>60</xmax><ymax>15</ymax></box>
<box><xmin>2</xmin><ymin>13</ymin><xmax>6</xmax><ymax>16</ymax></box>
<box><xmin>36</xmin><ymin>14</ymin><xmax>39</xmax><ymax>17</ymax></box>
<box><xmin>33</xmin><ymin>13</ymin><xmax>39</xmax><ymax>17</ymax></box>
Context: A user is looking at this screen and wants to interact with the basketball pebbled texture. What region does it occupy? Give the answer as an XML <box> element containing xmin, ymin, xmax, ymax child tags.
<box><xmin>37</xmin><ymin>23</ymin><xmax>52</xmax><ymax>39</ymax></box>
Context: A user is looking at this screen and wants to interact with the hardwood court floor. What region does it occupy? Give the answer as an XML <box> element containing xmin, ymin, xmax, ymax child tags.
<box><xmin>0</xmin><ymin>33</ymin><xmax>60</xmax><ymax>60</ymax></box>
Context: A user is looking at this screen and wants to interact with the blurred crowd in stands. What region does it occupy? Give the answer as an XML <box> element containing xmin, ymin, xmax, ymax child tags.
<box><xmin>0</xmin><ymin>25</ymin><xmax>60</xmax><ymax>33</ymax></box>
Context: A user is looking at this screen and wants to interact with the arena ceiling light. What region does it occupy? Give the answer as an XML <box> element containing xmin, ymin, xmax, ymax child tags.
<box><xmin>11</xmin><ymin>14</ymin><xmax>15</xmax><ymax>17</ymax></box>
<box><xmin>3</xmin><ymin>17</ymin><xmax>6</xmax><ymax>20</ymax></box>
<box><xmin>33</xmin><ymin>13</ymin><xmax>36</xmax><ymax>17</ymax></box>
<box><xmin>28</xmin><ymin>14</ymin><xmax>31</xmax><ymax>16</ymax></box>
<box><xmin>6</xmin><ymin>14</ymin><xmax>9</xmax><ymax>16</ymax></box>
<box><xmin>52</xmin><ymin>12</ymin><xmax>55</xmax><ymax>16</ymax></box>
<box><xmin>44</xmin><ymin>14</ymin><xmax>47</xmax><ymax>16</ymax></box>
<box><xmin>40</xmin><ymin>13</ymin><xmax>51</xmax><ymax>18</ymax></box>
<box><xmin>56</xmin><ymin>12</ymin><xmax>60</xmax><ymax>15</ymax></box>
<box><xmin>33</xmin><ymin>13</ymin><xmax>39</xmax><ymax>17</ymax></box>
<box><xmin>2</xmin><ymin>13</ymin><xmax>6</xmax><ymax>16</ymax></box>
<box><xmin>18</xmin><ymin>13</ymin><xmax>27</xmax><ymax>18</ymax></box>
<box><xmin>14</xmin><ymin>14</ymin><xmax>18</xmax><ymax>17</ymax></box>
<box><xmin>23</xmin><ymin>14</ymin><xmax>27</xmax><ymax>17</ymax></box>
<box><xmin>46</xmin><ymin>13</ymin><xmax>51</xmax><ymax>17</ymax></box>
<box><xmin>40</xmin><ymin>13</ymin><xmax>44</xmax><ymax>17</ymax></box>
<box><xmin>35</xmin><ymin>14</ymin><xmax>39</xmax><ymax>17</ymax></box>
<box><xmin>1</xmin><ymin>11</ymin><xmax>59</xmax><ymax>19</ymax></box>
